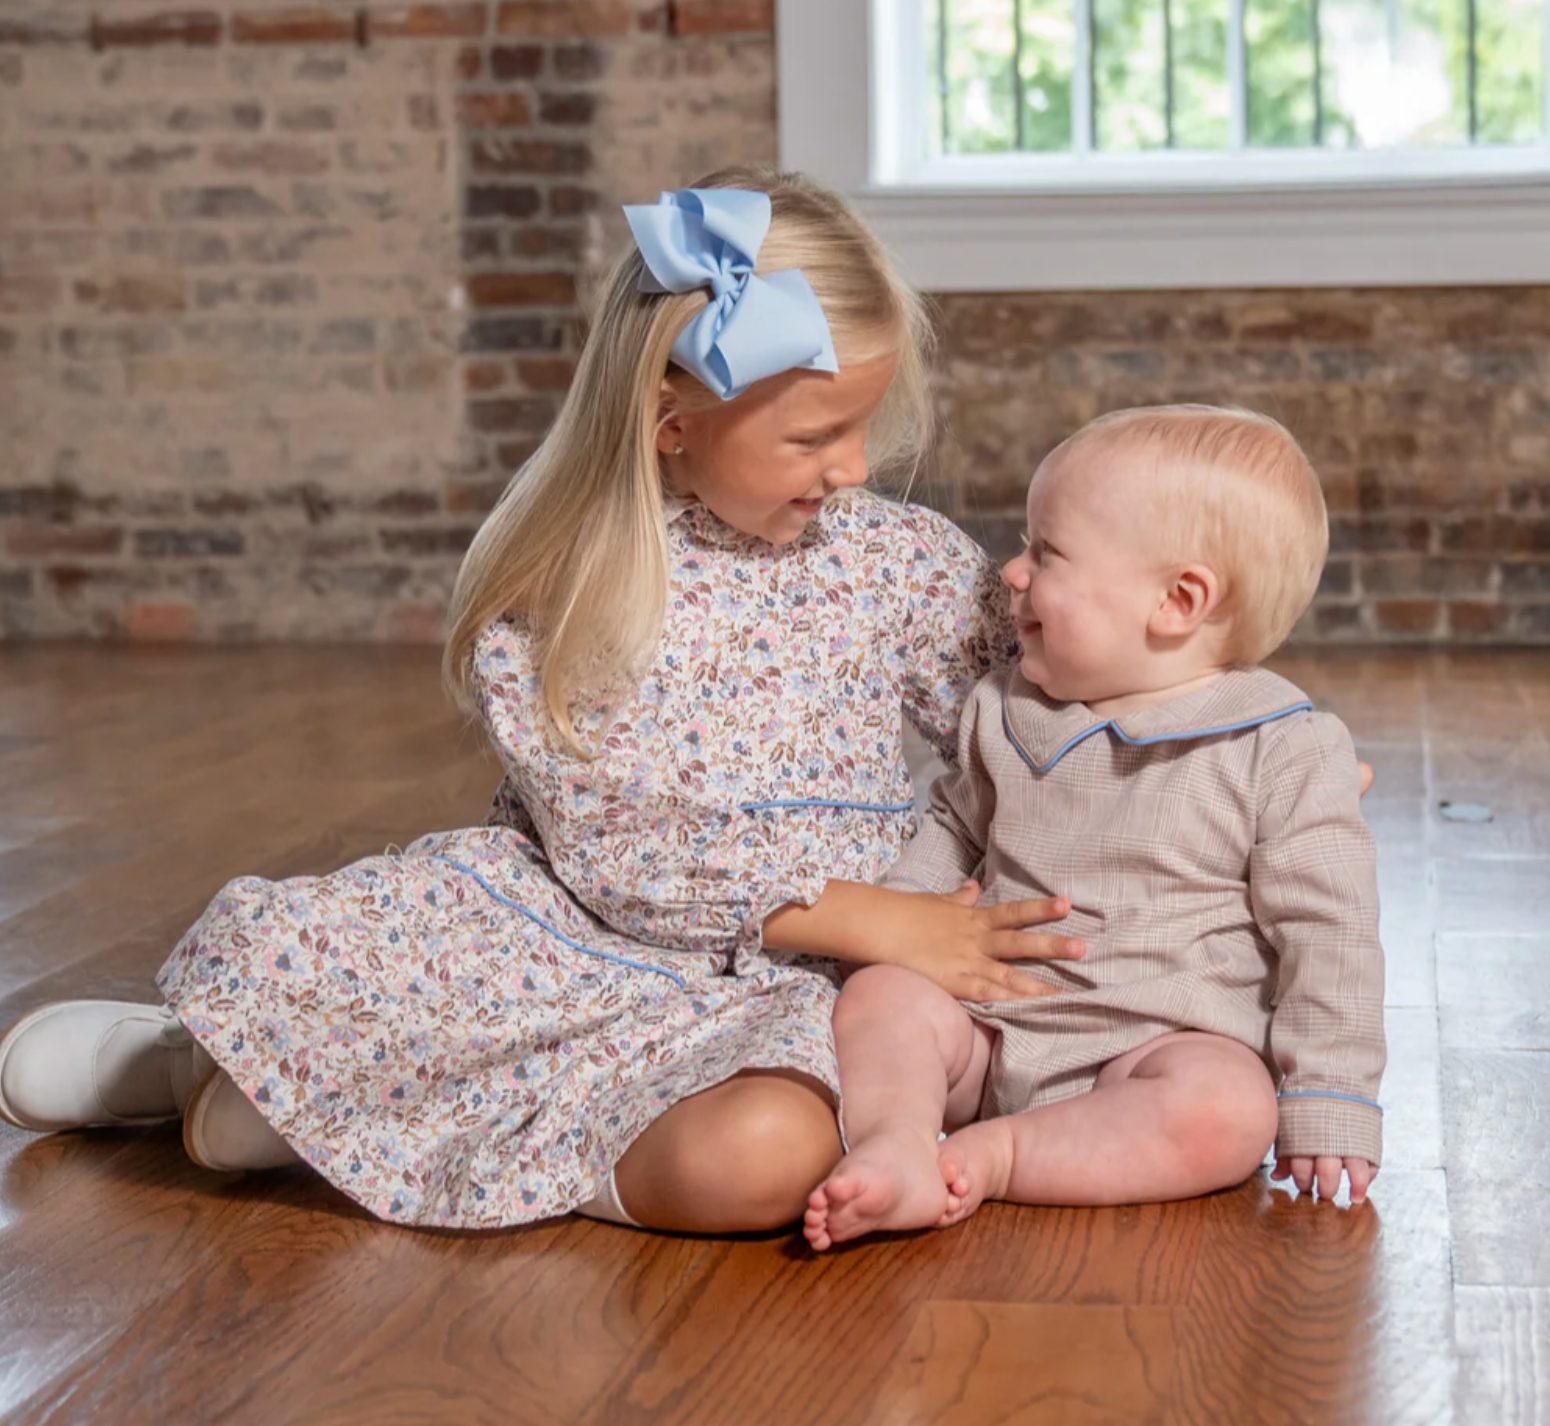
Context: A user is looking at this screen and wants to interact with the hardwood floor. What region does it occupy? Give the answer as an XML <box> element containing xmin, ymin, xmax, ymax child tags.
<box><xmin>0</xmin><ymin>645</ymin><xmax>1545</xmax><ymax>1426</ymax></box>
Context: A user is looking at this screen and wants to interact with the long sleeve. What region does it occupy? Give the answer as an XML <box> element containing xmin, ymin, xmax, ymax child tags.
<box><xmin>472</xmin><ymin>619</ymin><xmax>828</xmax><ymax>956</ymax></box>
<box><xmin>884</xmin><ymin>678</ymin><xmax>998</xmax><ymax>896</ymax></box>
<box><xmin>1250</xmin><ymin>713</ymin><xmax>1386</xmax><ymax>1165</ymax></box>
<box><xmin>895</xmin><ymin>505</ymin><xmax>1020</xmax><ymax>766</ymax></box>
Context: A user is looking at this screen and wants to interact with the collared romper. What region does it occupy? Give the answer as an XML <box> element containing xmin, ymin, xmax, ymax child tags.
<box><xmin>155</xmin><ymin>492</ymin><xmax>1017</xmax><ymax>1227</ymax></box>
<box><xmin>885</xmin><ymin>666</ymin><xmax>1386</xmax><ymax>1165</ymax></box>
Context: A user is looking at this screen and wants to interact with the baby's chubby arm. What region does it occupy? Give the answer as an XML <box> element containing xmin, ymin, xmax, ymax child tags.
<box><xmin>1250</xmin><ymin>711</ymin><xmax>1386</xmax><ymax>1203</ymax></box>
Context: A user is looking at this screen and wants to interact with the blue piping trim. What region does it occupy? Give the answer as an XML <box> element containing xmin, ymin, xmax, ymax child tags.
<box><xmin>885</xmin><ymin>874</ymin><xmax>937</xmax><ymax>894</ymax></box>
<box><xmin>1278</xmin><ymin>1090</ymin><xmax>1383</xmax><ymax>1113</ymax></box>
<box><xmin>738</xmin><ymin>797</ymin><xmax>915</xmax><ymax>814</ymax></box>
<box><xmin>1003</xmin><ymin>699</ymin><xmax>1314</xmax><ymax>774</ymax></box>
<box><xmin>430</xmin><ymin>854</ymin><xmax>688</xmax><ymax>991</ymax></box>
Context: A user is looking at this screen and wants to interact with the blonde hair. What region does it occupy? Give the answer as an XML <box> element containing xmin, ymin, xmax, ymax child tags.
<box><xmin>1044</xmin><ymin>404</ymin><xmax>1328</xmax><ymax>664</ymax></box>
<box><xmin>442</xmin><ymin>166</ymin><xmax>935</xmax><ymax>751</ymax></box>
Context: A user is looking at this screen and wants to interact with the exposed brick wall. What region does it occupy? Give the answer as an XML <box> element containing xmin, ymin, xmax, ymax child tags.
<box><xmin>1</xmin><ymin>1</ymin><xmax>1546</xmax><ymax>645</ymax></box>
<box><xmin>0</xmin><ymin>0</ymin><xmax>775</xmax><ymax>641</ymax></box>
<box><xmin>928</xmin><ymin>290</ymin><xmax>1550</xmax><ymax>644</ymax></box>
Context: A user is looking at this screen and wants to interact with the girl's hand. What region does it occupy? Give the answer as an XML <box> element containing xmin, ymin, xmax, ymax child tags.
<box><xmin>874</xmin><ymin>879</ymin><xmax>1084</xmax><ymax>1003</ymax></box>
<box><xmin>1271</xmin><ymin>1154</ymin><xmax>1378</xmax><ymax>1205</ymax></box>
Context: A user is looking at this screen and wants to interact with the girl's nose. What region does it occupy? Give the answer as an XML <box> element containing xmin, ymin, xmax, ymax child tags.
<box><xmin>824</xmin><ymin>450</ymin><xmax>869</xmax><ymax>490</ymax></box>
<box><xmin>1002</xmin><ymin>555</ymin><xmax>1030</xmax><ymax>590</ymax></box>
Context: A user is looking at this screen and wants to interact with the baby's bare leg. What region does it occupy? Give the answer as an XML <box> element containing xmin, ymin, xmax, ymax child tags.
<box><xmin>938</xmin><ymin>1031</ymin><xmax>1277</xmax><ymax>1222</ymax></box>
<box><xmin>803</xmin><ymin>965</ymin><xmax>991</xmax><ymax>1251</ymax></box>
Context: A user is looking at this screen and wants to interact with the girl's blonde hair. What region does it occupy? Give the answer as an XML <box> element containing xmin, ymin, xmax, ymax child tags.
<box><xmin>442</xmin><ymin>166</ymin><xmax>935</xmax><ymax>751</ymax></box>
<box><xmin>1045</xmin><ymin>404</ymin><xmax>1328</xmax><ymax>664</ymax></box>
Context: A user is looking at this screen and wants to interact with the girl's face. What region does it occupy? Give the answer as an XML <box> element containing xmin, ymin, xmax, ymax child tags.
<box><xmin>1001</xmin><ymin>459</ymin><xmax>1163</xmax><ymax>705</ymax></box>
<box><xmin>658</xmin><ymin>355</ymin><xmax>899</xmax><ymax>544</ymax></box>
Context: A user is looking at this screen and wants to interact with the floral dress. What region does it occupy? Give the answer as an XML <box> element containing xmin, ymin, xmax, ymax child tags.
<box><xmin>156</xmin><ymin>492</ymin><xmax>1016</xmax><ymax>1228</ymax></box>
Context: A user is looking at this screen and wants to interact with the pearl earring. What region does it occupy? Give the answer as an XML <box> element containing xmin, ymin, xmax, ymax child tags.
<box><xmin>671</xmin><ymin>444</ymin><xmax>685</xmax><ymax>455</ymax></box>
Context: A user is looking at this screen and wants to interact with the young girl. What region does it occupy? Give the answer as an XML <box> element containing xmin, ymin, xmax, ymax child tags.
<box><xmin>0</xmin><ymin>168</ymin><xmax>1082</xmax><ymax>1234</ymax></box>
<box><xmin>804</xmin><ymin>406</ymin><xmax>1384</xmax><ymax>1252</ymax></box>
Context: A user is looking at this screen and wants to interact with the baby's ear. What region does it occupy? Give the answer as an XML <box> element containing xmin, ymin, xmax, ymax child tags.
<box><xmin>1150</xmin><ymin>564</ymin><xmax>1220</xmax><ymax>638</ymax></box>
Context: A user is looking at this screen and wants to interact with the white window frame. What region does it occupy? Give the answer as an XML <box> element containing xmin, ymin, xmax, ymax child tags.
<box><xmin>777</xmin><ymin>0</ymin><xmax>1550</xmax><ymax>290</ymax></box>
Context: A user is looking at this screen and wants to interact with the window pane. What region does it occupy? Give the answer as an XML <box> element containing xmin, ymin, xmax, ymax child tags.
<box><xmin>1476</xmin><ymin>0</ymin><xmax>1546</xmax><ymax>143</ymax></box>
<box><xmin>945</xmin><ymin>0</ymin><xmax>1019</xmax><ymax>152</ymax></box>
<box><xmin>1094</xmin><ymin>0</ymin><xmax>1169</xmax><ymax>149</ymax></box>
<box><xmin>1019</xmin><ymin>0</ymin><xmax>1076</xmax><ymax>150</ymax></box>
<box><xmin>1172</xmin><ymin>0</ymin><xmax>1231</xmax><ymax>147</ymax></box>
<box><xmin>1245</xmin><ymin>0</ymin><xmax>1321</xmax><ymax>146</ymax></box>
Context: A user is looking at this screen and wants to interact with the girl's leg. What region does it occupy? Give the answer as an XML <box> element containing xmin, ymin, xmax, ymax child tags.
<box><xmin>802</xmin><ymin>964</ymin><xmax>992</xmax><ymax>1251</ymax></box>
<box><xmin>938</xmin><ymin>1031</ymin><xmax>1278</xmax><ymax>1221</ymax></box>
<box><xmin>612</xmin><ymin>1067</ymin><xmax>841</xmax><ymax>1233</ymax></box>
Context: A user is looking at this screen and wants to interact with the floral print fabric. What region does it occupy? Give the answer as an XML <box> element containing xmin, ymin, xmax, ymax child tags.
<box><xmin>156</xmin><ymin>492</ymin><xmax>1016</xmax><ymax>1227</ymax></box>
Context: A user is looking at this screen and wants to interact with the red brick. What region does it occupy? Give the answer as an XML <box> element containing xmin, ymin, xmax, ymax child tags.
<box><xmin>457</xmin><ymin>44</ymin><xmax>483</xmax><ymax>78</ymax></box>
<box><xmin>231</xmin><ymin>9</ymin><xmax>357</xmax><ymax>44</ymax></box>
<box><xmin>668</xmin><ymin>0</ymin><xmax>772</xmax><ymax>35</ymax></box>
<box><xmin>368</xmin><ymin>5</ymin><xmax>489</xmax><ymax>40</ymax></box>
<box><xmin>468</xmin><ymin>396</ymin><xmax>555</xmax><ymax>432</ymax></box>
<box><xmin>73</xmin><ymin>275</ymin><xmax>187</xmax><ymax>313</ymax></box>
<box><xmin>489</xmin><ymin>42</ymin><xmax>543</xmax><ymax>78</ymax></box>
<box><xmin>1374</xmin><ymin>600</ymin><xmax>1442</xmax><ymax>636</ymax></box>
<box><xmin>127</xmin><ymin>603</ymin><xmax>195</xmax><ymax>641</ymax></box>
<box><xmin>494</xmin><ymin>439</ymin><xmax>541</xmax><ymax>469</ymax></box>
<box><xmin>465</xmin><ymin>271</ymin><xmax>576</xmax><ymax>306</ymax></box>
<box><xmin>0</xmin><ymin>16</ymin><xmax>90</xmax><ymax>44</ymax></box>
<box><xmin>5</xmin><ymin>524</ymin><xmax>125</xmax><ymax>558</ymax></box>
<box><xmin>462</xmin><ymin>360</ymin><xmax>509</xmax><ymax>391</ymax></box>
<box><xmin>495</xmin><ymin>2</ymin><xmax>631</xmax><ymax>37</ymax></box>
<box><xmin>516</xmin><ymin>357</ymin><xmax>575</xmax><ymax>390</ymax></box>
<box><xmin>470</xmin><ymin>137</ymin><xmax>589</xmax><ymax>174</ymax></box>
<box><xmin>1448</xmin><ymin>602</ymin><xmax>1509</xmax><ymax>637</ymax></box>
<box><xmin>93</xmin><ymin>11</ymin><xmax>222</xmax><ymax>47</ymax></box>
<box><xmin>548</xmin><ymin>184</ymin><xmax>596</xmax><ymax>216</ymax></box>
<box><xmin>457</xmin><ymin>92</ymin><xmax>533</xmax><ymax>127</ymax></box>
<box><xmin>446</xmin><ymin>477</ymin><xmax>512</xmax><ymax>512</ymax></box>
<box><xmin>0</xmin><ymin>277</ymin><xmax>61</xmax><ymax>313</ymax></box>
<box><xmin>539</xmin><ymin>91</ymin><xmax>595</xmax><ymax>124</ymax></box>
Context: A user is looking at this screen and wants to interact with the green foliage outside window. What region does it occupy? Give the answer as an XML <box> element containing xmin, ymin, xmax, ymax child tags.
<box><xmin>926</xmin><ymin>0</ymin><xmax>1545</xmax><ymax>153</ymax></box>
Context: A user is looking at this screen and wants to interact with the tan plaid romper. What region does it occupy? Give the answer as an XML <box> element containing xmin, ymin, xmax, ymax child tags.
<box><xmin>885</xmin><ymin>666</ymin><xmax>1386</xmax><ymax>1164</ymax></box>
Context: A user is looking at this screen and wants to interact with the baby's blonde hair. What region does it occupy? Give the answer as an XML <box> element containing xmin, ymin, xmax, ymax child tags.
<box><xmin>1044</xmin><ymin>405</ymin><xmax>1328</xmax><ymax>664</ymax></box>
<box><xmin>442</xmin><ymin>166</ymin><xmax>935</xmax><ymax>751</ymax></box>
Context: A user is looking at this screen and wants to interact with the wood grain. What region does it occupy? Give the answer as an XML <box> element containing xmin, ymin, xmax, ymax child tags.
<box><xmin>0</xmin><ymin>646</ymin><xmax>1544</xmax><ymax>1425</ymax></box>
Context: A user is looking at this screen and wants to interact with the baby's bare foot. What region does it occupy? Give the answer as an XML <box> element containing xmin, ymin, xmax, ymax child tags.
<box><xmin>936</xmin><ymin>1121</ymin><xmax>1016</xmax><ymax>1228</ymax></box>
<box><xmin>803</xmin><ymin>1129</ymin><xmax>950</xmax><ymax>1251</ymax></box>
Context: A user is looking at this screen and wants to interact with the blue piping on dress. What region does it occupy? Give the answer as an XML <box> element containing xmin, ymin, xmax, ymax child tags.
<box><xmin>430</xmin><ymin>854</ymin><xmax>688</xmax><ymax>990</ymax></box>
<box><xmin>1003</xmin><ymin>699</ymin><xmax>1314</xmax><ymax>774</ymax></box>
<box><xmin>738</xmin><ymin>797</ymin><xmax>915</xmax><ymax>813</ymax></box>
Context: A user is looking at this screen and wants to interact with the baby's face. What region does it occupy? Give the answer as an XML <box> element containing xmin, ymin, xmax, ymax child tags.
<box><xmin>1001</xmin><ymin>454</ymin><xmax>1167</xmax><ymax>705</ymax></box>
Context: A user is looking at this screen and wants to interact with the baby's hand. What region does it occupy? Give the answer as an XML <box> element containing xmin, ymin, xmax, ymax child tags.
<box><xmin>1271</xmin><ymin>1155</ymin><xmax>1377</xmax><ymax>1205</ymax></box>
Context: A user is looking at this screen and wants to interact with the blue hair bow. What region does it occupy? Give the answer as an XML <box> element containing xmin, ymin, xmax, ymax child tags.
<box><xmin>623</xmin><ymin>187</ymin><xmax>839</xmax><ymax>401</ymax></box>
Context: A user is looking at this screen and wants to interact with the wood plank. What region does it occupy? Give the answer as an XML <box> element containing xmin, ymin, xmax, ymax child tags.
<box><xmin>1441</xmin><ymin>1049</ymin><xmax>1550</xmax><ymax>1286</ymax></box>
<box><xmin>1455</xmin><ymin>1287</ymin><xmax>1550</xmax><ymax>1426</ymax></box>
<box><xmin>864</xmin><ymin>1301</ymin><xmax>1177</xmax><ymax>1426</ymax></box>
<box><xmin>1436</xmin><ymin>936</ymin><xmax>1550</xmax><ymax>1051</ymax></box>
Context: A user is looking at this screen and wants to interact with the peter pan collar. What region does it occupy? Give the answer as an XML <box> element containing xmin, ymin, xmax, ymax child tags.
<box><xmin>665</xmin><ymin>495</ymin><xmax>837</xmax><ymax>553</ymax></box>
<box><xmin>1001</xmin><ymin>666</ymin><xmax>1313</xmax><ymax>774</ymax></box>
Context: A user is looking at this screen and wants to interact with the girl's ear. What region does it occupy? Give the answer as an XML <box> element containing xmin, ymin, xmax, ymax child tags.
<box><xmin>1150</xmin><ymin>564</ymin><xmax>1220</xmax><ymax>639</ymax></box>
<box><xmin>655</xmin><ymin>381</ymin><xmax>685</xmax><ymax>456</ymax></box>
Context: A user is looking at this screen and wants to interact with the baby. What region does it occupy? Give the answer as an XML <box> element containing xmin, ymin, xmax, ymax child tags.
<box><xmin>805</xmin><ymin>404</ymin><xmax>1384</xmax><ymax>1250</ymax></box>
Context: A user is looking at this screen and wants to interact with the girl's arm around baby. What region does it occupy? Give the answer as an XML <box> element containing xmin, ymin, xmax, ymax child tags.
<box><xmin>762</xmin><ymin>880</ymin><xmax>1082</xmax><ymax>1003</ymax></box>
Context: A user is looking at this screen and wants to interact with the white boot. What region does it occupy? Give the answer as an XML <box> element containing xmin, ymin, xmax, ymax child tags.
<box><xmin>181</xmin><ymin>1071</ymin><xmax>302</xmax><ymax>1172</ymax></box>
<box><xmin>0</xmin><ymin>1000</ymin><xmax>204</xmax><ymax>1132</ymax></box>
